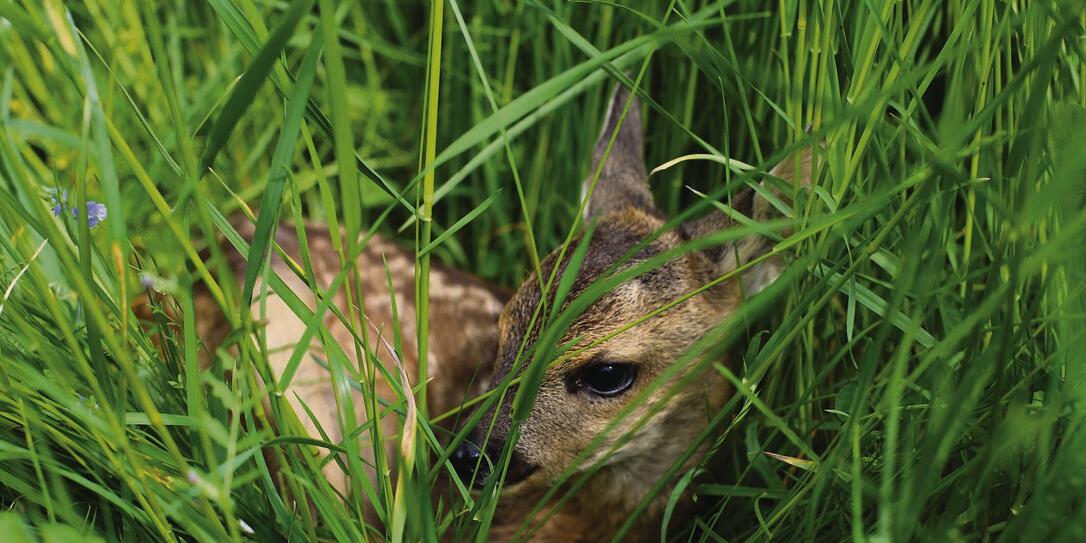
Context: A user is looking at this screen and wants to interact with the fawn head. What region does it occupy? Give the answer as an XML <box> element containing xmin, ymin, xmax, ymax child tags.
<box><xmin>452</xmin><ymin>83</ymin><xmax>814</xmax><ymax>511</ymax></box>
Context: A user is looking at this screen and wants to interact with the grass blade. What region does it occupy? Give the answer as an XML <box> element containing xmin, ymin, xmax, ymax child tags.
<box><xmin>197</xmin><ymin>0</ymin><xmax>315</xmax><ymax>176</ymax></box>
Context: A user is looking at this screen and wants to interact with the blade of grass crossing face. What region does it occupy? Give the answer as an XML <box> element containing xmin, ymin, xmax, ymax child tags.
<box><xmin>548</xmin><ymin>220</ymin><xmax>597</xmax><ymax>325</ymax></box>
<box><xmin>510</xmin><ymin>224</ymin><xmax>595</xmax><ymax>422</ymax></box>
<box><xmin>524</xmin><ymin>264</ymin><xmax>808</xmax><ymax>542</ymax></box>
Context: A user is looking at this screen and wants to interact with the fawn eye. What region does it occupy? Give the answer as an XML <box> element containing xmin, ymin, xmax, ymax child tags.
<box><xmin>573</xmin><ymin>363</ymin><xmax>638</xmax><ymax>397</ymax></box>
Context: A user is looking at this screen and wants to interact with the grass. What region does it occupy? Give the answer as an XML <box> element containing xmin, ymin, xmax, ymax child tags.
<box><xmin>0</xmin><ymin>0</ymin><xmax>1084</xmax><ymax>541</ymax></box>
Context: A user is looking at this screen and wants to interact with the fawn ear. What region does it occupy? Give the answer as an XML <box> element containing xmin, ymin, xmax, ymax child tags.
<box><xmin>687</xmin><ymin>144</ymin><xmax>817</xmax><ymax>297</ymax></box>
<box><xmin>582</xmin><ymin>83</ymin><xmax>654</xmax><ymax>220</ymax></box>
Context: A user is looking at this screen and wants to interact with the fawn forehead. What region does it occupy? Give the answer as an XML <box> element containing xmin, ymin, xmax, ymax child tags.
<box><xmin>492</xmin><ymin>209</ymin><xmax>699</xmax><ymax>381</ymax></box>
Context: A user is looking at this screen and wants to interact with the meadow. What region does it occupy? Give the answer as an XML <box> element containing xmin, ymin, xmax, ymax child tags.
<box><xmin>0</xmin><ymin>0</ymin><xmax>1084</xmax><ymax>541</ymax></box>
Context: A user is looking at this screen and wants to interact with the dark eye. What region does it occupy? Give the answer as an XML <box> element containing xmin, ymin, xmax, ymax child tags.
<box><xmin>573</xmin><ymin>363</ymin><xmax>638</xmax><ymax>397</ymax></box>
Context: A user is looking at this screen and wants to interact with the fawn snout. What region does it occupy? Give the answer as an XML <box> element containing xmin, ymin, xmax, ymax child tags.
<box><xmin>451</xmin><ymin>433</ymin><xmax>538</xmax><ymax>489</ymax></box>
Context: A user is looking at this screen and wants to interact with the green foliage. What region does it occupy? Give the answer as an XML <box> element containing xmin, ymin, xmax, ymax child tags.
<box><xmin>0</xmin><ymin>0</ymin><xmax>1083</xmax><ymax>541</ymax></box>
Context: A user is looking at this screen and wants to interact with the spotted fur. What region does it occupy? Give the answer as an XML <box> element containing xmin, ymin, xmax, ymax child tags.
<box><xmin>195</xmin><ymin>217</ymin><xmax>509</xmax><ymax>496</ymax></box>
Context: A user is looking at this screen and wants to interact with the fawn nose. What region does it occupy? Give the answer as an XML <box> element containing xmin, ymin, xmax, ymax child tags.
<box><xmin>451</xmin><ymin>441</ymin><xmax>489</xmax><ymax>488</ymax></box>
<box><xmin>451</xmin><ymin>438</ymin><xmax>538</xmax><ymax>489</ymax></box>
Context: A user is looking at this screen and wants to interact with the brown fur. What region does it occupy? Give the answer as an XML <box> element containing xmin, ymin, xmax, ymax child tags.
<box><xmin>194</xmin><ymin>218</ymin><xmax>509</xmax><ymax>495</ymax></box>
<box><xmin>466</xmin><ymin>84</ymin><xmax>816</xmax><ymax>542</ymax></box>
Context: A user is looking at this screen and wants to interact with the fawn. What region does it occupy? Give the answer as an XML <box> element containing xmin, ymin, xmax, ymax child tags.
<box><xmin>448</xmin><ymin>83</ymin><xmax>814</xmax><ymax>541</ymax></box>
<box><xmin>194</xmin><ymin>81</ymin><xmax>811</xmax><ymax>540</ymax></box>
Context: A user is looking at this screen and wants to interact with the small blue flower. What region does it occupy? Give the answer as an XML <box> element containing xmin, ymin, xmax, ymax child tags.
<box><xmin>46</xmin><ymin>189</ymin><xmax>107</xmax><ymax>228</ymax></box>
<box><xmin>49</xmin><ymin>189</ymin><xmax>67</xmax><ymax>218</ymax></box>
<box><xmin>85</xmin><ymin>201</ymin><xmax>108</xmax><ymax>228</ymax></box>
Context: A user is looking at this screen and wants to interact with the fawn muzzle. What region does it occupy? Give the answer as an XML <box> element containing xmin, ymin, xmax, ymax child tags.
<box><xmin>451</xmin><ymin>440</ymin><xmax>488</xmax><ymax>488</ymax></box>
<box><xmin>451</xmin><ymin>436</ymin><xmax>537</xmax><ymax>489</ymax></box>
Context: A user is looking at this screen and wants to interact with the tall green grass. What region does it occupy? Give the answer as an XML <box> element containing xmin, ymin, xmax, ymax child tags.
<box><xmin>0</xmin><ymin>0</ymin><xmax>1083</xmax><ymax>541</ymax></box>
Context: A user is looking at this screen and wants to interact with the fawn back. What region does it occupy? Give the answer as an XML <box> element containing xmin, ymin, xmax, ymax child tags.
<box><xmin>195</xmin><ymin>218</ymin><xmax>509</xmax><ymax>494</ymax></box>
